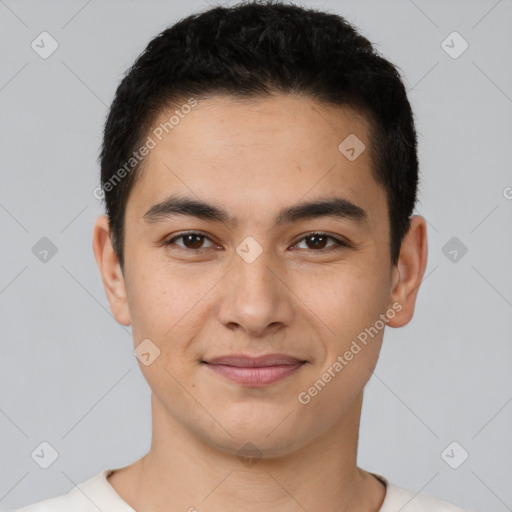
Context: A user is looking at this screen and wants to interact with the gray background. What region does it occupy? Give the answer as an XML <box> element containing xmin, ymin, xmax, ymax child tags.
<box><xmin>1</xmin><ymin>0</ymin><xmax>511</xmax><ymax>511</ymax></box>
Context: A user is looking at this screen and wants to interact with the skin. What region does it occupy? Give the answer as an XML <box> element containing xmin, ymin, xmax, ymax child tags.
<box><xmin>93</xmin><ymin>93</ymin><xmax>428</xmax><ymax>512</ymax></box>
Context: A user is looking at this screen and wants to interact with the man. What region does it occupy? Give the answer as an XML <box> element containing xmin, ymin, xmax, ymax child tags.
<box><xmin>14</xmin><ymin>1</ymin><xmax>468</xmax><ymax>510</ymax></box>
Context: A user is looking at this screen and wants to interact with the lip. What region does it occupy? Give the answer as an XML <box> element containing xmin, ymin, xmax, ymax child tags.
<box><xmin>202</xmin><ymin>353</ymin><xmax>306</xmax><ymax>386</ymax></box>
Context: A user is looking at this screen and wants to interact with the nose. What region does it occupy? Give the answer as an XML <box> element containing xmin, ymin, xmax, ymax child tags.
<box><xmin>218</xmin><ymin>247</ymin><xmax>294</xmax><ymax>338</ymax></box>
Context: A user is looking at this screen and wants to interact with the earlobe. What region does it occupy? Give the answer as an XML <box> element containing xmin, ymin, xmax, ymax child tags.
<box><xmin>92</xmin><ymin>215</ymin><xmax>132</xmax><ymax>326</ymax></box>
<box><xmin>386</xmin><ymin>215</ymin><xmax>428</xmax><ymax>328</ymax></box>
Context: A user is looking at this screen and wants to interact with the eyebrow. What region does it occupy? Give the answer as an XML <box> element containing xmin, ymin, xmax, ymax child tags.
<box><xmin>143</xmin><ymin>194</ymin><xmax>369</xmax><ymax>228</ymax></box>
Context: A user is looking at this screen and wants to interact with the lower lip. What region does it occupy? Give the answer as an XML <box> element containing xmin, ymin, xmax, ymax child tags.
<box><xmin>204</xmin><ymin>362</ymin><xmax>304</xmax><ymax>386</ymax></box>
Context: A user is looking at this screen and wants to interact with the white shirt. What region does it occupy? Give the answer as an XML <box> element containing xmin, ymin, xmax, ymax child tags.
<box><xmin>11</xmin><ymin>469</ymin><xmax>469</xmax><ymax>512</ymax></box>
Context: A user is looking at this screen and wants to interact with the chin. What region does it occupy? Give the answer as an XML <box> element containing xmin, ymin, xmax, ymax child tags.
<box><xmin>208</xmin><ymin>429</ymin><xmax>304</xmax><ymax>460</ymax></box>
<box><xmin>198</xmin><ymin>407</ymin><xmax>310</xmax><ymax>459</ymax></box>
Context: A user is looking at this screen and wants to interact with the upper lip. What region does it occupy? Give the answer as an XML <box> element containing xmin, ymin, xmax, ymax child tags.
<box><xmin>203</xmin><ymin>353</ymin><xmax>305</xmax><ymax>367</ymax></box>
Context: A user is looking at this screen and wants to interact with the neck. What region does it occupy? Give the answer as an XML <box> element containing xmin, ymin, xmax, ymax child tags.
<box><xmin>108</xmin><ymin>392</ymin><xmax>385</xmax><ymax>512</ymax></box>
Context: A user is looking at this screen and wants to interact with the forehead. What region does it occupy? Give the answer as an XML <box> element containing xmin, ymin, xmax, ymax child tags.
<box><xmin>127</xmin><ymin>93</ymin><xmax>386</xmax><ymax>232</ymax></box>
<box><xmin>147</xmin><ymin>94</ymin><xmax>372</xmax><ymax>164</ymax></box>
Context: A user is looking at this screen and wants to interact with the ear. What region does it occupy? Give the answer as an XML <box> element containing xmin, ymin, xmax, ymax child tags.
<box><xmin>92</xmin><ymin>214</ymin><xmax>132</xmax><ymax>326</ymax></box>
<box><xmin>386</xmin><ymin>215</ymin><xmax>428</xmax><ymax>328</ymax></box>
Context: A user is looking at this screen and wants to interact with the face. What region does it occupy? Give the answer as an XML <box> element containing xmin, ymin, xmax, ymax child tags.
<box><xmin>95</xmin><ymin>93</ymin><xmax>422</xmax><ymax>458</ymax></box>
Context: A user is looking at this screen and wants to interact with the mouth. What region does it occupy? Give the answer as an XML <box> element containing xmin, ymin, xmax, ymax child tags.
<box><xmin>201</xmin><ymin>353</ymin><xmax>307</xmax><ymax>387</ymax></box>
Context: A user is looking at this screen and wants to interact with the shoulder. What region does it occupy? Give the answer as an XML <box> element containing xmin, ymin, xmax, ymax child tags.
<box><xmin>374</xmin><ymin>474</ymin><xmax>470</xmax><ymax>512</ymax></box>
<box><xmin>382</xmin><ymin>484</ymin><xmax>469</xmax><ymax>511</ymax></box>
<box><xmin>9</xmin><ymin>469</ymin><xmax>132</xmax><ymax>512</ymax></box>
<box><xmin>11</xmin><ymin>485</ymin><xmax>94</xmax><ymax>512</ymax></box>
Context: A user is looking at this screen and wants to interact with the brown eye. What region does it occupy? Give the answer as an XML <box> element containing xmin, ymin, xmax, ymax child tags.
<box><xmin>181</xmin><ymin>233</ymin><xmax>205</xmax><ymax>249</ymax></box>
<box><xmin>295</xmin><ymin>232</ymin><xmax>348</xmax><ymax>251</ymax></box>
<box><xmin>305</xmin><ymin>234</ymin><xmax>329</xmax><ymax>249</ymax></box>
<box><xmin>165</xmin><ymin>232</ymin><xmax>215</xmax><ymax>251</ymax></box>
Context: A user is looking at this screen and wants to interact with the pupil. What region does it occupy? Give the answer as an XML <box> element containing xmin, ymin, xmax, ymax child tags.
<box><xmin>186</xmin><ymin>234</ymin><xmax>203</xmax><ymax>249</ymax></box>
<box><xmin>308</xmin><ymin>234</ymin><xmax>326</xmax><ymax>249</ymax></box>
<box><xmin>182</xmin><ymin>234</ymin><xmax>328</xmax><ymax>250</ymax></box>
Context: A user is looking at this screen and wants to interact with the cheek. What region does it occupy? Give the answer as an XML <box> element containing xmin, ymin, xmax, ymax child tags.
<box><xmin>127</xmin><ymin>264</ymin><xmax>217</xmax><ymax>364</ymax></box>
<box><xmin>309</xmin><ymin>262</ymin><xmax>390</xmax><ymax>378</ymax></box>
<box><xmin>322</xmin><ymin>263</ymin><xmax>388</xmax><ymax>324</ymax></box>
<box><xmin>127</xmin><ymin>267</ymin><xmax>181</xmax><ymax>345</ymax></box>
<box><xmin>129</xmin><ymin>258</ymin><xmax>186</xmax><ymax>319</ymax></box>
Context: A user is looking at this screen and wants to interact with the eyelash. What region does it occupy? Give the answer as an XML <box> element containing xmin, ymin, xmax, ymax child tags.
<box><xmin>164</xmin><ymin>231</ymin><xmax>351</xmax><ymax>254</ymax></box>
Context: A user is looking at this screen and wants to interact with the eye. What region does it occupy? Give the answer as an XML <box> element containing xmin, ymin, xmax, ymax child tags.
<box><xmin>165</xmin><ymin>231</ymin><xmax>217</xmax><ymax>252</ymax></box>
<box><xmin>164</xmin><ymin>231</ymin><xmax>350</xmax><ymax>254</ymax></box>
<box><xmin>293</xmin><ymin>232</ymin><xmax>350</xmax><ymax>251</ymax></box>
